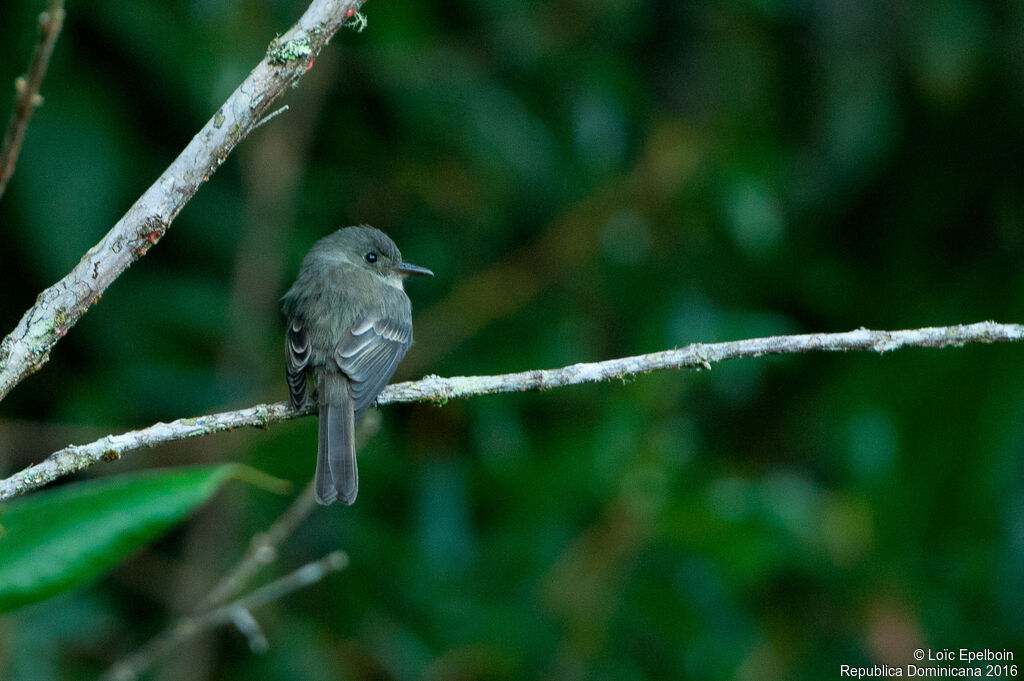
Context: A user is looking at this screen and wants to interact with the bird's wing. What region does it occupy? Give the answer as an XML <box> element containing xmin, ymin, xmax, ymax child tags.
<box><xmin>286</xmin><ymin>316</ymin><xmax>312</xmax><ymax>408</ymax></box>
<box><xmin>334</xmin><ymin>313</ymin><xmax>413</xmax><ymax>416</ymax></box>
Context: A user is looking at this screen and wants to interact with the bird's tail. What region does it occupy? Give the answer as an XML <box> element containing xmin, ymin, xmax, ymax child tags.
<box><xmin>315</xmin><ymin>374</ymin><xmax>358</xmax><ymax>505</ymax></box>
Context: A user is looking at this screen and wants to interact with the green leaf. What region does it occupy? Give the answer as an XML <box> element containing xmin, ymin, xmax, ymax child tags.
<box><xmin>0</xmin><ymin>464</ymin><xmax>288</xmax><ymax>613</ymax></box>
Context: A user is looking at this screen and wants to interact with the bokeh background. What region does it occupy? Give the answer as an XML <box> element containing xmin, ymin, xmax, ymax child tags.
<box><xmin>1</xmin><ymin>0</ymin><xmax>1023</xmax><ymax>678</ymax></box>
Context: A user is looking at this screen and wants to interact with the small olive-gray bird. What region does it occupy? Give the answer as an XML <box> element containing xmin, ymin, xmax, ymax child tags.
<box><xmin>282</xmin><ymin>226</ymin><xmax>432</xmax><ymax>505</ymax></box>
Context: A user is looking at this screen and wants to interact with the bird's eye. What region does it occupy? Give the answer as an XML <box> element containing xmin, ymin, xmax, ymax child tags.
<box><xmin>365</xmin><ymin>252</ymin><xmax>378</xmax><ymax>263</ymax></box>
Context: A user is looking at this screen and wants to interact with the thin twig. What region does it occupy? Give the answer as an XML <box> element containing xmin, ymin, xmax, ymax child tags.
<box><xmin>101</xmin><ymin>551</ymin><xmax>349</xmax><ymax>681</ymax></box>
<box><xmin>200</xmin><ymin>480</ymin><xmax>319</xmax><ymax>610</ymax></box>
<box><xmin>0</xmin><ymin>0</ymin><xmax>367</xmax><ymax>403</ymax></box>
<box><xmin>229</xmin><ymin>608</ymin><xmax>268</xmax><ymax>653</ymax></box>
<box><xmin>251</xmin><ymin>104</ymin><xmax>289</xmax><ymax>131</ymax></box>
<box><xmin>0</xmin><ymin>0</ymin><xmax>66</xmax><ymax>200</ymax></box>
<box><xmin>1</xmin><ymin>321</ymin><xmax>1020</xmax><ymax>501</ymax></box>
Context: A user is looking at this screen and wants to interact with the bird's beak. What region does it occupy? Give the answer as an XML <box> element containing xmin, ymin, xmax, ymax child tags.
<box><xmin>392</xmin><ymin>261</ymin><xmax>433</xmax><ymax>277</ymax></box>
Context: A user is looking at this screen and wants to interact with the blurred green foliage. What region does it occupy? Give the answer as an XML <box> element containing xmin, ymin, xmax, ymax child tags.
<box><xmin>1</xmin><ymin>0</ymin><xmax>1023</xmax><ymax>679</ymax></box>
<box><xmin>0</xmin><ymin>464</ymin><xmax>284</xmax><ymax>613</ymax></box>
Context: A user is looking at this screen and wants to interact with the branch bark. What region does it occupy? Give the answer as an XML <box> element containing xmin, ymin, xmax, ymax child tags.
<box><xmin>0</xmin><ymin>0</ymin><xmax>366</xmax><ymax>403</ymax></box>
<box><xmin>0</xmin><ymin>0</ymin><xmax>65</xmax><ymax>200</ymax></box>
<box><xmin>1</xmin><ymin>321</ymin><xmax>1020</xmax><ymax>501</ymax></box>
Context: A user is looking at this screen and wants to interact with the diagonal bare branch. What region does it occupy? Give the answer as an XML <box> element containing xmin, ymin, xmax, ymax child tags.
<box><xmin>101</xmin><ymin>551</ymin><xmax>349</xmax><ymax>681</ymax></box>
<box><xmin>0</xmin><ymin>0</ymin><xmax>367</xmax><ymax>403</ymax></box>
<box><xmin>0</xmin><ymin>0</ymin><xmax>66</xmax><ymax>200</ymax></box>
<box><xmin>1</xmin><ymin>321</ymin><xmax>1020</xmax><ymax>501</ymax></box>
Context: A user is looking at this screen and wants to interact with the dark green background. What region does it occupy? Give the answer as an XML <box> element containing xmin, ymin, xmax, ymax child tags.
<box><xmin>1</xmin><ymin>0</ymin><xmax>1022</xmax><ymax>679</ymax></box>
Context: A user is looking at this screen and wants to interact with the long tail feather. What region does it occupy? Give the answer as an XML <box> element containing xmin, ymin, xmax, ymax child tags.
<box><xmin>315</xmin><ymin>375</ymin><xmax>357</xmax><ymax>505</ymax></box>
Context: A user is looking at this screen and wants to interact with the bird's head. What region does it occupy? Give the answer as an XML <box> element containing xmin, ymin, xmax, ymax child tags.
<box><xmin>320</xmin><ymin>225</ymin><xmax>433</xmax><ymax>287</ymax></box>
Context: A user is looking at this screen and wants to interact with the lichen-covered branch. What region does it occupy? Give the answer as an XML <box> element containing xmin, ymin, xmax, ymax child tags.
<box><xmin>101</xmin><ymin>551</ymin><xmax>349</xmax><ymax>681</ymax></box>
<box><xmin>0</xmin><ymin>0</ymin><xmax>66</xmax><ymax>200</ymax></box>
<box><xmin>1</xmin><ymin>321</ymin><xmax>1020</xmax><ymax>501</ymax></box>
<box><xmin>0</xmin><ymin>0</ymin><xmax>366</xmax><ymax>402</ymax></box>
<box><xmin>391</xmin><ymin>320</ymin><xmax>1024</xmax><ymax>402</ymax></box>
<box><xmin>1</xmin><ymin>401</ymin><xmax>307</xmax><ymax>499</ymax></box>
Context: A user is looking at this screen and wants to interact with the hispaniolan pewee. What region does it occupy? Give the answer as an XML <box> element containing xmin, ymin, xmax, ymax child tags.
<box><xmin>282</xmin><ymin>226</ymin><xmax>432</xmax><ymax>505</ymax></box>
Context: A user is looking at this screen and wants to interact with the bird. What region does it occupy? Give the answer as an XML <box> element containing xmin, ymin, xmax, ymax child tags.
<box><xmin>282</xmin><ymin>226</ymin><xmax>432</xmax><ymax>505</ymax></box>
